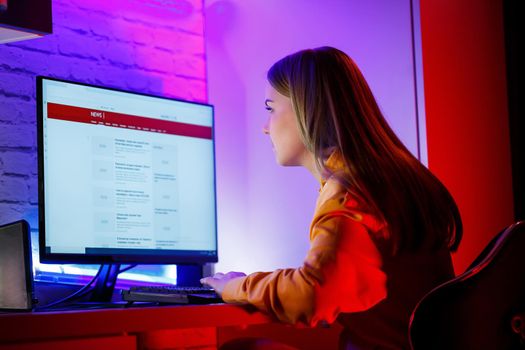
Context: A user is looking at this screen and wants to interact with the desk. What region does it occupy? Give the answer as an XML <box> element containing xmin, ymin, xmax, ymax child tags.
<box><xmin>0</xmin><ymin>304</ymin><xmax>341</xmax><ymax>349</ymax></box>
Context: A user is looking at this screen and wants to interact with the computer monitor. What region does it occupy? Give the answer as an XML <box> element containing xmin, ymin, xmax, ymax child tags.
<box><xmin>37</xmin><ymin>76</ymin><xmax>218</xmax><ymax>271</ymax></box>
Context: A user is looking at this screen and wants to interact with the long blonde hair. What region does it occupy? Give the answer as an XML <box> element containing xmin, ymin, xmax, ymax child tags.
<box><xmin>268</xmin><ymin>47</ymin><xmax>462</xmax><ymax>255</ymax></box>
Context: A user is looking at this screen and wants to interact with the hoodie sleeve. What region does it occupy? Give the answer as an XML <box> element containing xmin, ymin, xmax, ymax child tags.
<box><xmin>221</xmin><ymin>196</ymin><xmax>387</xmax><ymax>326</ymax></box>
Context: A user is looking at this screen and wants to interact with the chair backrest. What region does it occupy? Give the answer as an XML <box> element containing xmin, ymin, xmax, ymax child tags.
<box><xmin>409</xmin><ymin>221</ymin><xmax>525</xmax><ymax>350</ymax></box>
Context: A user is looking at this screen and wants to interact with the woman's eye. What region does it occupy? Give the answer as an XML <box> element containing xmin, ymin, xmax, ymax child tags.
<box><xmin>265</xmin><ymin>106</ymin><xmax>273</xmax><ymax>113</ymax></box>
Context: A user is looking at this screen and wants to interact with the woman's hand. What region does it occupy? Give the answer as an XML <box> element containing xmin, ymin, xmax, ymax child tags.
<box><xmin>200</xmin><ymin>271</ymin><xmax>246</xmax><ymax>296</ymax></box>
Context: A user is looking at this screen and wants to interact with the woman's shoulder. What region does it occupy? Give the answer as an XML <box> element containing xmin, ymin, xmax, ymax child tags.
<box><xmin>315</xmin><ymin>177</ymin><xmax>385</xmax><ymax>234</ymax></box>
<box><xmin>318</xmin><ymin>150</ymin><xmax>360</xmax><ymax>209</ymax></box>
<box><xmin>317</xmin><ymin>176</ymin><xmax>345</xmax><ymax>206</ymax></box>
<box><xmin>317</xmin><ymin>176</ymin><xmax>358</xmax><ymax>210</ymax></box>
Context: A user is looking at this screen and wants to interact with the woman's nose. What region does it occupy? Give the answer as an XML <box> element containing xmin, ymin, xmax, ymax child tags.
<box><xmin>262</xmin><ymin>119</ymin><xmax>270</xmax><ymax>134</ymax></box>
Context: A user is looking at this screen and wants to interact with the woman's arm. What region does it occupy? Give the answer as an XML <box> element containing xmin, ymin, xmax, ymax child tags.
<box><xmin>216</xmin><ymin>210</ymin><xmax>388</xmax><ymax>326</ymax></box>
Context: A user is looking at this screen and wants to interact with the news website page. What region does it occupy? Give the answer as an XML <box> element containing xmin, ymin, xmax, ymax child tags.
<box><xmin>41</xmin><ymin>80</ymin><xmax>216</xmax><ymax>255</ymax></box>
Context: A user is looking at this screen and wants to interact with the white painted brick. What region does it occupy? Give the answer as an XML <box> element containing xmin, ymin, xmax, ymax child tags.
<box><xmin>125</xmin><ymin>71</ymin><xmax>151</xmax><ymax>92</ymax></box>
<box><xmin>0</xmin><ymin>151</ymin><xmax>35</xmax><ymax>176</ymax></box>
<box><xmin>93</xmin><ymin>65</ymin><xmax>129</xmax><ymax>90</ymax></box>
<box><xmin>187</xmin><ymin>79</ymin><xmax>207</xmax><ymax>102</ymax></box>
<box><xmin>0</xmin><ymin>99</ymin><xmax>34</xmax><ymax>124</ymax></box>
<box><xmin>143</xmin><ymin>73</ymin><xmax>167</xmax><ymax>97</ymax></box>
<box><xmin>0</xmin><ymin>176</ymin><xmax>29</xmax><ymax>202</ymax></box>
<box><xmin>28</xmin><ymin>178</ymin><xmax>38</xmax><ymax>205</ymax></box>
<box><xmin>177</xmin><ymin>12</ymin><xmax>205</xmax><ymax>36</ymax></box>
<box><xmin>112</xmin><ymin>20</ymin><xmax>154</xmax><ymax>46</ymax></box>
<box><xmin>0</xmin><ymin>203</ymin><xmax>25</xmax><ymax>225</ymax></box>
<box><xmin>0</xmin><ymin>72</ymin><xmax>34</xmax><ymax>100</ymax></box>
<box><xmin>0</xmin><ymin>124</ymin><xmax>35</xmax><ymax>148</ymax></box>
<box><xmin>18</xmin><ymin>49</ymin><xmax>51</xmax><ymax>75</ymax></box>
<box><xmin>0</xmin><ymin>48</ymin><xmax>56</xmax><ymax>77</ymax></box>
<box><xmin>87</xmin><ymin>13</ymin><xmax>113</xmax><ymax>39</ymax></box>
<box><xmin>152</xmin><ymin>28</ymin><xmax>182</xmax><ymax>53</ymax></box>
<box><xmin>150</xmin><ymin>30</ymin><xmax>204</xmax><ymax>57</ymax></box>
<box><xmin>46</xmin><ymin>55</ymin><xmax>77</xmax><ymax>80</ymax></box>
<box><xmin>64</xmin><ymin>0</ymin><xmax>118</xmax><ymax>17</ymax></box>
<box><xmin>67</xmin><ymin>58</ymin><xmax>100</xmax><ymax>85</ymax></box>
<box><xmin>119</xmin><ymin>0</ymin><xmax>199</xmax><ymax>28</ymax></box>
<box><xmin>54</xmin><ymin>5</ymin><xmax>93</xmax><ymax>33</ymax></box>
<box><xmin>30</xmin><ymin>153</ymin><xmax>38</xmax><ymax>176</ymax></box>
<box><xmin>18</xmin><ymin>101</ymin><xmax>36</xmax><ymax>125</ymax></box>
<box><xmin>173</xmin><ymin>32</ymin><xmax>205</xmax><ymax>56</ymax></box>
<box><xmin>190</xmin><ymin>0</ymin><xmax>204</xmax><ymax>12</ymax></box>
<box><xmin>57</xmin><ymin>29</ymin><xmax>101</xmax><ymax>60</ymax></box>
<box><xmin>52</xmin><ymin>7</ymin><xmax>69</xmax><ymax>26</ymax></box>
<box><xmin>134</xmin><ymin>46</ymin><xmax>174</xmax><ymax>73</ymax></box>
<box><xmin>53</xmin><ymin>0</ymin><xmax>72</xmax><ymax>8</ymax></box>
<box><xmin>102</xmin><ymin>41</ymin><xmax>136</xmax><ymax>67</ymax></box>
<box><xmin>173</xmin><ymin>54</ymin><xmax>206</xmax><ymax>79</ymax></box>
<box><xmin>0</xmin><ymin>47</ymin><xmax>24</xmax><ymax>70</ymax></box>
<box><xmin>161</xmin><ymin>74</ymin><xmax>193</xmax><ymax>100</ymax></box>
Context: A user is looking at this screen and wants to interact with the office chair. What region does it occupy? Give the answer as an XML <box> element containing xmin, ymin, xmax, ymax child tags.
<box><xmin>409</xmin><ymin>221</ymin><xmax>525</xmax><ymax>350</ymax></box>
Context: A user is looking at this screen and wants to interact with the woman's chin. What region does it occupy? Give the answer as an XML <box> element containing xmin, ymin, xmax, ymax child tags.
<box><xmin>276</xmin><ymin>156</ymin><xmax>300</xmax><ymax>167</ymax></box>
<box><xmin>275</xmin><ymin>155</ymin><xmax>287</xmax><ymax>166</ymax></box>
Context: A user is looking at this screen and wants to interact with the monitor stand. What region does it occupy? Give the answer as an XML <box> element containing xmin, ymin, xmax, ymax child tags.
<box><xmin>89</xmin><ymin>264</ymin><xmax>121</xmax><ymax>302</ymax></box>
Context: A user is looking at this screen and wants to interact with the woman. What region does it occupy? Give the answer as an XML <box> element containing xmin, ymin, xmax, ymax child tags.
<box><xmin>201</xmin><ymin>47</ymin><xmax>462</xmax><ymax>349</ymax></box>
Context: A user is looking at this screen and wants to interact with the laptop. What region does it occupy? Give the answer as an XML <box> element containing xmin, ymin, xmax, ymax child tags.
<box><xmin>0</xmin><ymin>220</ymin><xmax>35</xmax><ymax>311</ymax></box>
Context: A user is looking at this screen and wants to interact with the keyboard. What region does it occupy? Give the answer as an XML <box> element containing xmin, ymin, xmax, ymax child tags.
<box><xmin>121</xmin><ymin>285</ymin><xmax>223</xmax><ymax>304</ymax></box>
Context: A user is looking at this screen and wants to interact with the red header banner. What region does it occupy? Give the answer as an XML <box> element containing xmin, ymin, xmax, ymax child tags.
<box><xmin>46</xmin><ymin>103</ymin><xmax>212</xmax><ymax>140</ymax></box>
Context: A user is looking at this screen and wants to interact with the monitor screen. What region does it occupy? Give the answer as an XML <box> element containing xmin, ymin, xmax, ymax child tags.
<box><xmin>37</xmin><ymin>76</ymin><xmax>217</xmax><ymax>264</ymax></box>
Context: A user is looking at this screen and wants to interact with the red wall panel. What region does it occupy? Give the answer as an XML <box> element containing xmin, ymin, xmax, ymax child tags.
<box><xmin>420</xmin><ymin>0</ymin><xmax>514</xmax><ymax>273</ymax></box>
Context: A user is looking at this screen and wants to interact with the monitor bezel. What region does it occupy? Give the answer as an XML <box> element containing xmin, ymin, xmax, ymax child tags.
<box><xmin>37</xmin><ymin>75</ymin><xmax>218</xmax><ymax>265</ymax></box>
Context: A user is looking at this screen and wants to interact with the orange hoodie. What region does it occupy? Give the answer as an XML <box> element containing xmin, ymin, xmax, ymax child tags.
<box><xmin>221</xmin><ymin>152</ymin><xmax>388</xmax><ymax>326</ymax></box>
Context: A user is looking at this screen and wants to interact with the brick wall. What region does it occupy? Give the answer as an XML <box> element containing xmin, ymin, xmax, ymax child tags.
<box><xmin>0</xmin><ymin>0</ymin><xmax>207</xmax><ymax>228</ymax></box>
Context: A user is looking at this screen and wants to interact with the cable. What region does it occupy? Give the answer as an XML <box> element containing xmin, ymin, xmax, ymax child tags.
<box><xmin>34</xmin><ymin>265</ymin><xmax>103</xmax><ymax>310</ymax></box>
<box><xmin>34</xmin><ymin>264</ymin><xmax>140</xmax><ymax>310</ymax></box>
